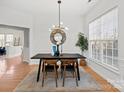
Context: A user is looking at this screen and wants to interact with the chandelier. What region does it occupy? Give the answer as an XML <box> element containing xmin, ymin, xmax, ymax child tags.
<box><xmin>50</xmin><ymin>0</ymin><xmax>67</xmax><ymax>56</ymax></box>
<box><xmin>49</xmin><ymin>0</ymin><xmax>68</xmax><ymax>32</ymax></box>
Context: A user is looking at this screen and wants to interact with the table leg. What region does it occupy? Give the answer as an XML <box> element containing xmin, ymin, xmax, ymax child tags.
<box><xmin>37</xmin><ymin>59</ymin><xmax>42</xmax><ymax>82</ymax></box>
<box><xmin>76</xmin><ymin>60</ymin><xmax>80</xmax><ymax>81</ymax></box>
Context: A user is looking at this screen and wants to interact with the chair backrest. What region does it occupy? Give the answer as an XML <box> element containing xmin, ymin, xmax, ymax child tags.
<box><xmin>43</xmin><ymin>59</ymin><xmax>58</xmax><ymax>66</ymax></box>
<box><xmin>61</xmin><ymin>59</ymin><xmax>77</xmax><ymax>66</ymax></box>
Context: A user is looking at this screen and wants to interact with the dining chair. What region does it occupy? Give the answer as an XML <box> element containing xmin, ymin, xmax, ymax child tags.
<box><xmin>42</xmin><ymin>59</ymin><xmax>59</xmax><ymax>87</ymax></box>
<box><xmin>60</xmin><ymin>59</ymin><xmax>78</xmax><ymax>87</ymax></box>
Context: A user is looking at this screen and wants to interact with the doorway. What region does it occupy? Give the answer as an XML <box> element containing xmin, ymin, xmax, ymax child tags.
<box><xmin>0</xmin><ymin>24</ymin><xmax>30</xmax><ymax>63</ymax></box>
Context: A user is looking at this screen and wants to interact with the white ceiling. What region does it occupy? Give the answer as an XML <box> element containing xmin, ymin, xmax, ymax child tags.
<box><xmin>0</xmin><ymin>0</ymin><xmax>99</xmax><ymax>15</ymax></box>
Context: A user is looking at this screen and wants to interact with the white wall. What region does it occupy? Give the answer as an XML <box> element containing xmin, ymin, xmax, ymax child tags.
<box><xmin>0</xmin><ymin>6</ymin><xmax>33</xmax><ymax>28</ymax></box>
<box><xmin>0</xmin><ymin>5</ymin><xmax>84</xmax><ymax>63</ymax></box>
<box><xmin>32</xmin><ymin>13</ymin><xmax>83</xmax><ymax>54</ymax></box>
<box><xmin>84</xmin><ymin>0</ymin><xmax>124</xmax><ymax>91</ymax></box>
<box><xmin>23</xmin><ymin>30</ymin><xmax>30</xmax><ymax>62</ymax></box>
<box><xmin>118</xmin><ymin>0</ymin><xmax>124</xmax><ymax>60</ymax></box>
<box><xmin>0</xmin><ymin>6</ymin><xmax>34</xmax><ymax>63</ymax></box>
<box><xmin>118</xmin><ymin>1</ymin><xmax>124</xmax><ymax>90</ymax></box>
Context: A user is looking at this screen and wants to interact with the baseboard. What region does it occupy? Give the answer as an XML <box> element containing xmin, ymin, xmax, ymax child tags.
<box><xmin>87</xmin><ymin>61</ymin><xmax>124</xmax><ymax>91</ymax></box>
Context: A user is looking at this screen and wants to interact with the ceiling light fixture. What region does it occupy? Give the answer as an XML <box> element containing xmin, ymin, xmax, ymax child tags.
<box><xmin>50</xmin><ymin>0</ymin><xmax>67</xmax><ymax>56</ymax></box>
<box><xmin>49</xmin><ymin>0</ymin><xmax>68</xmax><ymax>31</ymax></box>
<box><xmin>88</xmin><ymin>0</ymin><xmax>92</xmax><ymax>2</ymax></box>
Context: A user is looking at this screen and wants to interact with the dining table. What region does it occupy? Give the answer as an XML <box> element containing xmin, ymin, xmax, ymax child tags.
<box><xmin>31</xmin><ymin>53</ymin><xmax>86</xmax><ymax>82</ymax></box>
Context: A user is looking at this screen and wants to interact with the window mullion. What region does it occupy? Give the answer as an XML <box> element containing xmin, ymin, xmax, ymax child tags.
<box><xmin>89</xmin><ymin>8</ymin><xmax>118</xmax><ymax>69</ymax></box>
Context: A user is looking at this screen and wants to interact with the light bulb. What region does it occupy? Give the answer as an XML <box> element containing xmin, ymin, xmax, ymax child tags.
<box><xmin>60</xmin><ymin>22</ymin><xmax>63</xmax><ymax>25</ymax></box>
<box><xmin>52</xmin><ymin>25</ymin><xmax>55</xmax><ymax>28</ymax></box>
<box><xmin>49</xmin><ymin>28</ymin><xmax>51</xmax><ymax>31</ymax></box>
<box><xmin>65</xmin><ymin>27</ymin><xmax>69</xmax><ymax>30</ymax></box>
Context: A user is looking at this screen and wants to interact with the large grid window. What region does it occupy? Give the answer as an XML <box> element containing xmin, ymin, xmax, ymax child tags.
<box><xmin>89</xmin><ymin>8</ymin><xmax>118</xmax><ymax>69</ymax></box>
<box><xmin>0</xmin><ymin>34</ymin><xmax>14</xmax><ymax>47</ymax></box>
<box><xmin>0</xmin><ymin>34</ymin><xmax>5</xmax><ymax>47</ymax></box>
<box><xmin>6</xmin><ymin>34</ymin><xmax>14</xmax><ymax>46</ymax></box>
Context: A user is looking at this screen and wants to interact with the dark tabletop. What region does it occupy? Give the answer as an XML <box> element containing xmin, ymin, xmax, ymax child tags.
<box><xmin>31</xmin><ymin>53</ymin><xmax>86</xmax><ymax>59</ymax></box>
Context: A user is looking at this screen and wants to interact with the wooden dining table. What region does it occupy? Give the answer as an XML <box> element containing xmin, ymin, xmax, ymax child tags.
<box><xmin>31</xmin><ymin>53</ymin><xmax>86</xmax><ymax>82</ymax></box>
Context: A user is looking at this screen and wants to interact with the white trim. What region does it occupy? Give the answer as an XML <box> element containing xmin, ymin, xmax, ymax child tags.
<box><xmin>87</xmin><ymin>58</ymin><xmax>119</xmax><ymax>74</ymax></box>
<box><xmin>89</xmin><ymin>8</ymin><xmax>118</xmax><ymax>69</ymax></box>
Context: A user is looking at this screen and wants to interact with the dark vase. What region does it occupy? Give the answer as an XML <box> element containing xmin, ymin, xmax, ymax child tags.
<box><xmin>55</xmin><ymin>45</ymin><xmax>60</xmax><ymax>56</ymax></box>
<box><xmin>52</xmin><ymin>45</ymin><xmax>56</xmax><ymax>56</ymax></box>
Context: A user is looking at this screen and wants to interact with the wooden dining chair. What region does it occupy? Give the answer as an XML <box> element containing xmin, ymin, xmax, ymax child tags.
<box><xmin>60</xmin><ymin>59</ymin><xmax>78</xmax><ymax>87</ymax></box>
<box><xmin>42</xmin><ymin>59</ymin><xmax>59</xmax><ymax>87</ymax></box>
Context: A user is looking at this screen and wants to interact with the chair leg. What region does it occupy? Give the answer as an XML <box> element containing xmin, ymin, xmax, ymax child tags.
<box><xmin>56</xmin><ymin>71</ymin><xmax>58</xmax><ymax>79</ymax></box>
<box><xmin>42</xmin><ymin>69</ymin><xmax>45</xmax><ymax>87</ymax></box>
<box><xmin>42</xmin><ymin>65</ymin><xmax>45</xmax><ymax>87</ymax></box>
<box><xmin>56</xmin><ymin>71</ymin><xmax>58</xmax><ymax>87</ymax></box>
<box><xmin>63</xmin><ymin>66</ymin><xmax>66</xmax><ymax>87</ymax></box>
<box><xmin>54</xmin><ymin>65</ymin><xmax>58</xmax><ymax>87</ymax></box>
<box><xmin>74</xmin><ymin>68</ymin><xmax>78</xmax><ymax>86</ymax></box>
<box><xmin>61</xmin><ymin>69</ymin><xmax>63</xmax><ymax>79</ymax></box>
<box><xmin>46</xmin><ymin>72</ymin><xmax>47</xmax><ymax>75</ymax></box>
<box><xmin>73</xmin><ymin>71</ymin><xmax>75</xmax><ymax>78</ymax></box>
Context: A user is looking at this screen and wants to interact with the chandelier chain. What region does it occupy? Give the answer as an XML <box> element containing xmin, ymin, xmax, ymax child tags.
<box><xmin>58</xmin><ymin>0</ymin><xmax>61</xmax><ymax>27</ymax></box>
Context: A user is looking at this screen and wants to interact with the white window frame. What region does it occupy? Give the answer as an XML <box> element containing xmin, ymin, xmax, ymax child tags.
<box><xmin>5</xmin><ymin>34</ymin><xmax>14</xmax><ymax>46</ymax></box>
<box><xmin>0</xmin><ymin>34</ymin><xmax>5</xmax><ymax>47</ymax></box>
<box><xmin>89</xmin><ymin>7</ymin><xmax>118</xmax><ymax>70</ymax></box>
<box><xmin>0</xmin><ymin>34</ymin><xmax>14</xmax><ymax>47</ymax></box>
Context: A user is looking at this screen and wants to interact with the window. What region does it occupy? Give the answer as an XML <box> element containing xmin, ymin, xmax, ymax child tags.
<box><xmin>0</xmin><ymin>34</ymin><xmax>5</xmax><ymax>47</ymax></box>
<box><xmin>0</xmin><ymin>34</ymin><xmax>14</xmax><ymax>47</ymax></box>
<box><xmin>89</xmin><ymin>8</ymin><xmax>118</xmax><ymax>69</ymax></box>
<box><xmin>5</xmin><ymin>34</ymin><xmax>14</xmax><ymax>46</ymax></box>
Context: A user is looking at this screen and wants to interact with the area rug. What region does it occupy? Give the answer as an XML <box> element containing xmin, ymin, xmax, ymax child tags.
<box><xmin>14</xmin><ymin>67</ymin><xmax>103</xmax><ymax>92</ymax></box>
